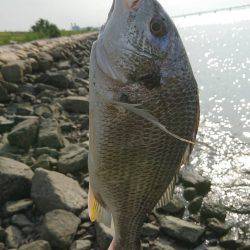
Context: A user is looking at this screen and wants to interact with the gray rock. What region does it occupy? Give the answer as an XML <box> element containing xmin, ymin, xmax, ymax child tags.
<box><xmin>38</xmin><ymin>119</ymin><xmax>64</xmax><ymax>149</ymax></box>
<box><xmin>40</xmin><ymin>209</ymin><xmax>80</xmax><ymax>250</ymax></box>
<box><xmin>3</xmin><ymin>199</ymin><xmax>33</xmax><ymax>216</ymax></box>
<box><xmin>200</xmin><ymin>199</ymin><xmax>227</xmax><ymax>222</ymax></box>
<box><xmin>180</xmin><ymin>170</ymin><xmax>211</xmax><ymax>196</ymax></box>
<box><xmin>8</xmin><ymin>118</ymin><xmax>39</xmax><ymax>151</ymax></box>
<box><xmin>159</xmin><ymin>215</ymin><xmax>205</xmax><ymax>245</ymax></box>
<box><xmin>0</xmin><ymin>227</ymin><xmax>6</xmax><ymax>242</ymax></box>
<box><xmin>32</xmin><ymin>154</ymin><xmax>57</xmax><ymax>171</ymax></box>
<box><xmin>57</xmin><ymin>61</ymin><xmax>71</xmax><ymax>70</ymax></box>
<box><xmin>0</xmin><ymin>157</ymin><xmax>34</xmax><ymax>204</ymax></box>
<box><xmin>11</xmin><ymin>214</ymin><xmax>34</xmax><ymax>228</ymax></box>
<box><xmin>141</xmin><ymin>223</ymin><xmax>159</xmax><ymax>239</ymax></box>
<box><xmin>183</xmin><ymin>187</ymin><xmax>197</xmax><ymax>201</ymax></box>
<box><xmin>61</xmin><ymin>96</ymin><xmax>89</xmax><ymax>114</ymax></box>
<box><xmin>31</xmin><ymin>168</ymin><xmax>87</xmax><ymax>214</ymax></box>
<box><xmin>37</xmin><ymin>52</ymin><xmax>53</xmax><ymax>72</ymax></box>
<box><xmin>33</xmin><ymin>147</ymin><xmax>59</xmax><ymax>159</ymax></box>
<box><xmin>95</xmin><ymin>223</ymin><xmax>113</xmax><ymax>250</ymax></box>
<box><xmin>188</xmin><ymin>196</ymin><xmax>203</xmax><ymax>214</ymax></box>
<box><xmin>1</xmin><ymin>63</ymin><xmax>23</xmax><ymax>83</ymax></box>
<box><xmin>0</xmin><ymin>117</ymin><xmax>15</xmax><ymax>134</ymax></box>
<box><xmin>18</xmin><ymin>240</ymin><xmax>51</xmax><ymax>250</ymax></box>
<box><xmin>0</xmin><ymin>83</ymin><xmax>10</xmax><ymax>103</ymax></box>
<box><xmin>5</xmin><ymin>226</ymin><xmax>24</xmax><ymax>249</ymax></box>
<box><xmin>156</xmin><ymin>197</ymin><xmax>185</xmax><ymax>217</ymax></box>
<box><xmin>207</xmin><ymin>218</ymin><xmax>229</xmax><ymax>236</ymax></box>
<box><xmin>70</xmin><ymin>240</ymin><xmax>92</xmax><ymax>250</ymax></box>
<box><xmin>58</xmin><ymin>145</ymin><xmax>88</xmax><ymax>174</ymax></box>
<box><xmin>16</xmin><ymin>103</ymin><xmax>33</xmax><ymax>116</ymax></box>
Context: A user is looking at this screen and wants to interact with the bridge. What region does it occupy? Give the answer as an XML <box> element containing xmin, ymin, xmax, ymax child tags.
<box><xmin>173</xmin><ymin>4</ymin><xmax>250</xmax><ymax>18</ymax></box>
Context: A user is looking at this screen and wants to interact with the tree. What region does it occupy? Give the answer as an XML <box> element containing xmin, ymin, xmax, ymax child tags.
<box><xmin>31</xmin><ymin>19</ymin><xmax>61</xmax><ymax>38</ymax></box>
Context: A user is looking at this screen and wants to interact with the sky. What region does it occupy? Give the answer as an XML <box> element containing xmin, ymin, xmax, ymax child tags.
<box><xmin>0</xmin><ymin>0</ymin><xmax>250</xmax><ymax>31</ymax></box>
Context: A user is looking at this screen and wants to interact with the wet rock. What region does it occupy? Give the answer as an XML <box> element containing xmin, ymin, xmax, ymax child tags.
<box><xmin>7</xmin><ymin>118</ymin><xmax>39</xmax><ymax>151</ymax></box>
<box><xmin>1</xmin><ymin>62</ymin><xmax>23</xmax><ymax>83</ymax></box>
<box><xmin>5</xmin><ymin>226</ymin><xmax>24</xmax><ymax>249</ymax></box>
<box><xmin>0</xmin><ymin>83</ymin><xmax>10</xmax><ymax>103</ymax></box>
<box><xmin>156</xmin><ymin>197</ymin><xmax>185</xmax><ymax>217</ymax></box>
<box><xmin>0</xmin><ymin>157</ymin><xmax>34</xmax><ymax>204</ymax></box>
<box><xmin>3</xmin><ymin>199</ymin><xmax>33</xmax><ymax>216</ymax></box>
<box><xmin>11</xmin><ymin>214</ymin><xmax>34</xmax><ymax>228</ymax></box>
<box><xmin>200</xmin><ymin>199</ymin><xmax>227</xmax><ymax>222</ymax></box>
<box><xmin>31</xmin><ymin>168</ymin><xmax>87</xmax><ymax>214</ymax></box>
<box><xmin>70</xmin><ymin>240</ymin><xmax>92</xmax><ymax>250</ymax></box>
<box><xmin>188</xmin><ymin>196</ymin><xmax>203</xmax><ymax>214</ymax></box>
<box><xmin>40</xmin><ymin>209</ymin><xmax>80</xmax><ymax>250</ymax></box>
<box><xmin>61</xmin><ymin>96</ymin><xmax>89</xmax><ymax>114</ymax></box>
<box><xmin>0</xmin><ymin>117</ymin><xmax>15</xmax><ymax>134</ymax></box>
<box><xmin>183</xmin><ymin>187</ymin><xmax>197</xmax><ymax>201</ymax></box>
<box><xmin>207</xmin><ymin>218</ymin><xmax>229</xmax><ymax>236</ymax></box>
<box><xmin>19</xmin><ymin>240</ymin><xmax>51</xmax><ymax>250</ymax></box>
<box><xmin>141</xmin><ymin>223</ymin><xmax>159</xmax><ymax>239</ymax></box>
<box><xmin>38</xmin><ymin>119</ymin><xmax>64</xmax><ymax>149</ymax></box>
<box><xmin>58</xmin><ymin>145</ymin><xmax>88</xmax><ymax>174</ymax></box>
<box><xmin>95</xmin><ymin>223</ymin><xmax>112</xmax><ymax>250</ymax></box>
<box><xmin>159</xmin><ymin>215</ymin><xmax>205</xmax><ymax>245</ymax></box>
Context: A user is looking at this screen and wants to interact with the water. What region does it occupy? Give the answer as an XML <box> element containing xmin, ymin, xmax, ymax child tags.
<box><xmin>175</xmin><ymin>9</ymin><xmax>250</xmax><ymax>239</ymax></box>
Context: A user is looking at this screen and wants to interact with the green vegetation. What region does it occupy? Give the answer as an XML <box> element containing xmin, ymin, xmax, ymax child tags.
<box><xmin>0</xmin><ymin>19</ymin><xmax>98</xmax><ymax>46</ymax></box>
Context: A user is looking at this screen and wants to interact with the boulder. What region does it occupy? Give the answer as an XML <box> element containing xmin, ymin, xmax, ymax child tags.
<box><xmin>159</xmin><ymin>215</ymin><xmax>205</xmax><ymax>245</ymax></box>
<box><xmin>5</xmin><ymin>226</ymin><xmax>24</xmax><ymax>249</ymax></box>
<box><xmin>40</xmin><ymin>209</ymin><xmax>80</xmax><ymax>250</ymax></box>
<box><xmin>37</xmin><ymin>52</ymin><xmax>53</xmax><ymax>72</ymax></box>
<box><xmin>32</xmin><ymin>154</ymin><xmax>57</xmax><ymax>171</ymax></box>
<box><xmin>70</xmin><ymin>240</ymin><xmax>92</xmax><ymax>250</ymax></box>
<box><xmin>38</xmin><ymin>119</ymin><xmax>64</xmax><ymax>149</ymax></box>
<box><xmin>0</xmin><ymin>157</ymin><xmax>34</xmax><ymax>204</ymax></box>
<box><xmin>61</xmin><ymin>96</ymin><xmax>89</xmax><ymax>114</ymax></box>
<box><xmin>3</xmin><ymin>199</ymin><xmax>33</xmax><ymax>216</ymax></box>
<box><xmin>7</xmin><ymin>118</ymin><xmax>39</xmax><ymax>151</ymax></box>
<box><xmin>31</xmin><ymin>168</ymin><xmax>87</xmax><ymax>214</ymax></box>
<box><xmin>1</xmin><ymin>62</ymin><xmax>24</xmax><ymax>83</ymax></box>
<box><xmin>19</xmin><ymin>240</ymin><xmax>51</xmax><ymax>250</ymax></box>
<box><xmin>58</xmin><ymin>145</ymin><xmax>88</xmax><ymax>174</ymax></box>
<box><xmin>11</xmin><ymin>214</ymin><xmax>34</xmax><ymax>228</ymax></box>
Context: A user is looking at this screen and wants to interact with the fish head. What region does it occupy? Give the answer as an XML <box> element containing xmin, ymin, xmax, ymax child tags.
<box><xmin>96</xmin><ymin>0</ymin><xmax>188</xmax><ymax>88</ymax></box>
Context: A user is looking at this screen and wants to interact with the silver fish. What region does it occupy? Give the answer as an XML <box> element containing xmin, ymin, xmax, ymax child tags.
<box><xmin>88</xmin><ymin>0</ymin><xmax>200</xmax><ymax>249</ymax></box>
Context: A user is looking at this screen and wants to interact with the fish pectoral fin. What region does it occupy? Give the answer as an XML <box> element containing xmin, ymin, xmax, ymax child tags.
<box><xmin>88</xmin><ymin>184</ymin><xmax>112</xmax><ymax>227</ymax></box>
<box><xmin>154</xmin><ymin>175</ymin><xmax>177</xmax><ymax>210</ymax></box>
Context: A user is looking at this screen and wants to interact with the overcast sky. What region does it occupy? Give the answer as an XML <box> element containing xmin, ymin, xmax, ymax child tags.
<box><xmin>0</xmin><ymin>0</ymin><xmax>249</xmax><ymax>31</ymax></box>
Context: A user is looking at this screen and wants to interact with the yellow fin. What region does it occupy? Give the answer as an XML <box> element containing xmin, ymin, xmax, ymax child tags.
<box><xmin>154</xmin><ymin>175</ymin><xmax>177</xmax><ymax>210</ymax></box>
<box><xmin>88</xmin><ymin>184</ymin><xmax>112</xmax><ymax>227</ymax></box>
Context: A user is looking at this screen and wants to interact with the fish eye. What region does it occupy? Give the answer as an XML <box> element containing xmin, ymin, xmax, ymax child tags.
<box><xmin>150</xmin><ymin>17</ymin><xmax>166</xmax><ymax>38</ymax></box>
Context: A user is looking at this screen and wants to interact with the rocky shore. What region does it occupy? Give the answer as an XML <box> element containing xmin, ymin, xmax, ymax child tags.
<box><xmin>0</xmin><ymin>34</ymin><xmax>249</xmax><ymax>250</ymax></box>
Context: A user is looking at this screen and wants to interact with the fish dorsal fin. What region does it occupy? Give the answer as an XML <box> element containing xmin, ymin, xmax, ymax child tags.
<box><xmin>154</xmin><ymin>175</ymin><xmax>177</xmax><ymax>210</ymax></box>
<box><xmin>88</xmin><ymin>184</ymin><xmax>112</xmax><ymax>227</ymax></box>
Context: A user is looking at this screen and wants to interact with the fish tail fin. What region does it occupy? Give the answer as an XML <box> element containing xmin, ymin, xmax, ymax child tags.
<box><xmin>88</xmin><ymin>184</ymin><xmax>112</xmax><ymax>227</ymax></box>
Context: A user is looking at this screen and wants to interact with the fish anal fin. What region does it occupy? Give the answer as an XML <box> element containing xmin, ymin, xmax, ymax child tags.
<box><xmin>88</xmin><ymin>184</ymin><xmax>112</xmax><ymax>227</ymax></box>
<box><xmin>154</xmin><ymin>175</ymin><xmax>177</xmax><ymax>210</ymax></box>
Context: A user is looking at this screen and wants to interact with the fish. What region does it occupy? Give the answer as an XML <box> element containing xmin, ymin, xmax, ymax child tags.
<box><xmin>88</xmin><ymin>0</ymin><xmax>200</xmax><ymax>249</ymax></box>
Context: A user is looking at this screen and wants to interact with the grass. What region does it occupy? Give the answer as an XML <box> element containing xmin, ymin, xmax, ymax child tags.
<box><xmin>0</xmin><ymin>29</ymin><xmax>97</xmax><ymax>46</ymax></box>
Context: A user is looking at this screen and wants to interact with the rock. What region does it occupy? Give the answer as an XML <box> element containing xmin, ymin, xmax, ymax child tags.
<box><xmin>219</xmin><ymin>230</ymin><xmax>243</xmax><ymax>249</ymax></box>
<box><xmin>3</xmin><ymin>199</ymin><xmax>33</xmax><ymax>216</ymax></box>
<box><xmin>11</xmin><ymin>214</ymin><xmax>34</xmax><ymax>228</ymax></box>
<box><xmin>159</xmin><ymin>215</ymin><xmax>205</xmax><ymax>245</ymax></box>
<box><xmin>70</xmin><ymin>240</ymin><xmax>92</xmax><ymax>250</ymax></box>
<box><xmin>5</xmin><ymin>226</ymin><xmax>24</xmax><ymax>249</ymax></box>
<box><xmin>0</xmin><ymin>117</ymin><xmax>15</xmax><ymax>134</ymax></box>
<box><xmin>32</xmin><ymin>154</ymin><xmax>57</xmax><ymax>171</ymax></box>
<box><xmin>16</xmin><ymin>103</ymin><xmax>33</xmax><ymax>116</ymax></box>
<box><xmin>183</xmin><ymin>187</ymin><xmax>197</xmax><ymax>201</ymax></box>
<box><xmin>156</xmin><ymin>197</ymin><xmax>185</xmax><ymax>217</ymax></box>
<box><xmin>33</xmin><ymin>147</ymin><xmax>59</xmax><ymax>159</ymax></box>
<box><xmin>180</xmin><ymin>170</ymin><xmax>211</xmax><ymax>196</ymax></box>
<box><xmin>37</xmin><ymin>52</ymin><xmax>53</xmax><ymax>72</ymax></box>
<box><xmin>188</xmin><ymin>196</ymin><xmax>203</xmax><ymax>214</ymax></box>
<box><xmin>19</xmin><ymin>240</ymin><xmax>51</xmax><ymax>250</ymax></box>
<box><xmin>61</xmin><ymin>96</ymin><xmax>89</xmax><ymax>114</ymax></box>
<box><xmin>40</xmin><ymin>209</ymin><xmax>80</xmax><ymax>250</ymax></box>
<box><xmin>31</xmin><ymin>168</ymin><xmax>87</xmax><ymax>214</ymax></box>
<box><xmin>0</xmin><ymin>157</ymin><xmax>34</xmax><ymax>204</ymax></box>
<box><xmin>95</xmin><ymin>223</ymin><xmax>113</xmax><ymax>250</ymax></box>
<box><xmin>58</xmin><ymin>145</ymin><xmax>88</xmax><ymax>174</ymax></box>
<box><xmin>239</xmin><ymin>241</ymin><xmax>250</xmax><ymax>250</ymax></box>
<box><xmin>207</xmin><ymin>218</ymin><xmax>229</xmax><ymax>236</ymax></box>
<box><xmin>0</xmin><ymin>83</ymin><xmax>9</xmax><ymax>103</ymax></box>
<box><xmin>38</xmin><ymin>119</ymin><xmax>64</xmax><ymax>149</ymax></box>
<box><xmin>0</xmin><ymin>243</ymin><xmax>4</xmax><ymax>250</ymax></box>
<box><xmin>1</xmin><ymin>62</ymin><xmax>23</xmax><ymax>83</ymax></box>
<box><xmin>200</xmin><ymin>199</ymin><xmax>227</xmax><ymax>222</ymax></box>
<box><xmin>0</xmin><ymin>227</ymin><xmax>6</xmax><ymax>242</ymax></box>
<box><xmin>57</xmin><ymin>61</ymin><xmax>71</xmax><ymax>70</ymax></box>
<box><xmin>153</xmin><ymin>237</ymin><xmax>185</xmax><ymax>250</ymax></box>
<box><xmin>141</xmin><ymin>223</ymin><xmax>159</xmax><ymax>239</ymax></box>
<box><xmin>7</xmin><ymin>118</ymin><xmax>39</xmax><ymax>151</ymax></box>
